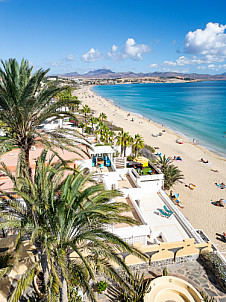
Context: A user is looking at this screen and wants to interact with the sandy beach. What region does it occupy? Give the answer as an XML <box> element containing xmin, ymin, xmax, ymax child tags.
<box><xmin>74</xmin><ymin>85</ymin><xmax>226</xmax><ymax>253</ymax></box>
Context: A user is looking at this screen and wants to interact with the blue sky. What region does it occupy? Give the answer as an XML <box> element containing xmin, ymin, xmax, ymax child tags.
<box><xmin>1</xmin><ymin>0</ymin><xmax>226</xmax><ymax>75</ymax></box>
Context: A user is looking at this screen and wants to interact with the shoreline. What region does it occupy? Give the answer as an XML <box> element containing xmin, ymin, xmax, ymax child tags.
<box><xmin>74</xmin><ymin>85</ymin><xmax>226</xmax><ymax>253</ymax></box>
<box><xmin>92</xmin><ymin>85</ymin><xmax>226</xmax><ymax>160</ymax></box>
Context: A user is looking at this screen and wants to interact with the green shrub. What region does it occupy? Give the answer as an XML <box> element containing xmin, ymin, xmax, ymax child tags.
<box><xmin>200</xmin><ymin>291</ymin><xmax>216</xmax><ymax>302</ymax></box>
<box><xmin>97</xmin><ymin>280</ymin><xmax>108</xmax><ymax>294</ymax></box>
<box><xmin>95</xmin><ymin>143</ymin><xmax>104</xmax><ymax>146</ymax></box>
<box><xmin>200</xmin><ymin>251</ymin><xmax>226</xmax><ymax>291</ymax></box>
<box><xmin>144</xmin><ymin>144</ymin><xmax>155</xmax><ymax>154</ymax></box>
<box><xmin>0</xmin><ymin>253</ymin><xmax>13</xmax><ymax>269</ymax></box>
<box><xmin>163</xmin><ymin>268</ymin><xmax>168</xmax><ymax>276</ymax></box>
<box><xmin>127</xmin><ymin>155</ymin><xmax>135</xmax><ymax>161</ymax></box>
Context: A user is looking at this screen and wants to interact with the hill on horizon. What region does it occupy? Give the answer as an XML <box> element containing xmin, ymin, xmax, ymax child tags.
<box><xmin>61</xmin><ymin>69</ymin><xmax>226</xmax><ymax>80</ymax></box>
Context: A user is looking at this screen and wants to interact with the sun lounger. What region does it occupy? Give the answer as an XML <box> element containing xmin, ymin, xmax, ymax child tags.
<box><xmin>163</xmin><ymin>205</ymin><xmax>174</xmax><ymax>215</ymax></box>
<box><xmin>157</xmin><ymin>208</ymin><xmax>171</xmax><ymax>218</ymax></box>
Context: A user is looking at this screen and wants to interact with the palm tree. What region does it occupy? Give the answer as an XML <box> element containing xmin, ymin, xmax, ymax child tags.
<box><xmin>156</xmin><ymin>155</ymin><xmax>184</xmax><ymax>189</ymax></box>
<box><xmin>79</xmin><ymin>122</ymin><xmax>86</xmax><ymax>134</ymax></box>
<box><xmin>108</xmin><ymin>130</ymin><xmax>115</xmax><ymax>145</ymax></box>
<box><xmin>123</xmin><ymin>134</ymin><xmax>133</xmax><ymax>157</ymax></box>
<box><xmin>116</xmin><ymin>130</ymin><xmax>132</xmax><ymax>157</ymax></box>
<box><xmin>108</xmin><ymin>271</ymin><xmax>152</xmax><ymax>302</ymax></box>
<box><xmin>0</xmin><ymin>152</ymin><xmax>146</xmax><ymax>302</ymax></box>
<box><xmin>0</xmin><ymin>59</ymin><xmax>88</xmax><ymax>173</ymax></box>
<box><xmin>99</xmin><ymin>112</ymin><xmax>107</xmax><ymax>122</ymax></box>
<box><xmin>133</xmin><ymin>134</ymin><xmax>144</xmax><ymax>157</ymax></box>
<box><xmin>89</xmin><ymin>116</ymin><xmax>98</xmax><ymax>135</ymax></box>
<box><xmin>163</xmin><ymin>164</ymin><xmax>184</xmax><ymax>189</ymax></box>
<box><xmin>156</xmin><ymin>155</ymin><xmax>173</xmax><ymax>169</ymax></box>
<box><xmin>81</xmin><ymin>105</ymin><xmax>91</xmax><ymax>123</ymax></box>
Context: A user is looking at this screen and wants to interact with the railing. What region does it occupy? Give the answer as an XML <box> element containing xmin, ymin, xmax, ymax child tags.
<box><xmin>110</xmin><ymin>160</ymin><xmax>117</xmax><ymax>171</ymax></box>
<box><xmin>128</xmin><ymin>193</ymin><xmax>148</xmax><ymax>226</ymax></box>
<box><xmin>123</xmin><ymin>238</ymin><xmax>213</xmax><ymax>266</ymax></box>
<box><xmin>196</xmin><ymin>229</ymin><xmax>226</xmax><ymax>264</ymax></box>
<box><xmin>128</xmin><ymin>167</ymin><xmax>163</xmax><ymax>183</ymax></box>
<box><xmin>128</xmin><ymin>168</ymin><xmax>140</xmax><ymax>187</ymax></box>
<box><xmin>159</xmin><ymin>190</ymin><xmax>204</xmax><ymax>244</ymax></box>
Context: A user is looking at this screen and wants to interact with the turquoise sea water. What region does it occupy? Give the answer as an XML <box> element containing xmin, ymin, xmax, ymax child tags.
<box><xmin>93</xmin><ymin>82</ymin><xmax>226</xmax><ymax>157</ymax></box>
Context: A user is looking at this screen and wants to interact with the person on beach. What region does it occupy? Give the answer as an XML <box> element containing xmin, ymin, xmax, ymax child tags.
<box><xmin>185</xmin><ymin>183</ymin><xmax>196</xmax><ymax>190</ymax></box>
<box><xmin>169</xmin><ymin>190</ymin><xmax>175</xmax><ymax>199</ymax></box>
<box><xmin>221</xmin><ymin>232</ymin><xmax>226</xmax><ymax>242</ymax></box>
<box><xmin>220</xmin><ymin>182</ymin><xmax>225</xmax><ymax>189</ymax></box>
<box><xmin>213</xmin><ymin>199</ymin><xmax>225</xmax><ymax>207</ymax></box>
<box><xmin>201</xmin><ymin>158</ymin><xmax>208</xmax><ymax>163</ymax></box>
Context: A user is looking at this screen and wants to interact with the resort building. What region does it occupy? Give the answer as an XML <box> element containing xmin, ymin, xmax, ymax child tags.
<box><xmin>1</xmin><ymin>142</ymin><xmax>225</xmax><ymax>301</ymax></box>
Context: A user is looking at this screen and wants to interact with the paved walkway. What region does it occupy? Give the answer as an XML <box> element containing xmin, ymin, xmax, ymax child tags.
<box><xmin>94</xmin><ymin>260</ymin><xmax>226</xmax><ymax>302</ymax></box>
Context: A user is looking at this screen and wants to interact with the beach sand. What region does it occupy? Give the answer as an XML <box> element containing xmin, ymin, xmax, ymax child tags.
<box><xmin>74</xmin><ymin>86</ymin><xmax>226</xmax><ymax>253</ymax></box>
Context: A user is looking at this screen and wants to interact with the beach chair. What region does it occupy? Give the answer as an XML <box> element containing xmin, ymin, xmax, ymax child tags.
<box><xmin>163</xmin><ymin>205</ymin><xmax>174</xmax><ymax>215</ymax></box>
<box><xmin>157</xmin><ymin>209</ymin><xmax>171</xmax><ymax>218</ymax></box>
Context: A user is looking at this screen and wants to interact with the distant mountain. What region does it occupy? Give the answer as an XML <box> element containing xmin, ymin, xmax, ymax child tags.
<box><xmin>63</xmin><ymin>71</ymin><xmax>80</xmax><ymax>77</ymax></box>
<box><xmin>61</xmin><ymin>68</ymin><xmax>226</xmax><ymax>80</ymax></box>
<box><xmin>84</xmin><ymin>69</ymin><xmax>114</xmax><ymax>77</ymax></box>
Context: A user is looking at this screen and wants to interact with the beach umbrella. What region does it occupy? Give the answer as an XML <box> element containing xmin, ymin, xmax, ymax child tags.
<box><xmin>174</xmin><ymin>193</ymin><xmax>179</xmax><ymax>199</ymax></box>
<box><xmin>134</xmin><ymin>156</ymin><xmax>149</xmax><ymax>167</ymax></box>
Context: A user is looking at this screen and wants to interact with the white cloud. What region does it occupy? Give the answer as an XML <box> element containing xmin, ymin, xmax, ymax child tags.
<box><xmin>124</xmin><ymin>38</ymin><xmax>150</xmax><ymax>60</ymax></box>
<box><xmin>108</xmin><ymin>38</ymin><xmax>151</xmax><ymax>61</ymax></box>
<box><xmin>66</xmin><ymin>54</ymin><xmax>75</xmax><ymax>61</ymax></box>
<box><xmin>81</xmin><ymin>48</ymin><xmax>104</xmax><ymax>62</ymax></box>
<box><xmin>148</xmin><ymin>63</ymin><xmax>158</xmax><ymax>68</ymax></box>
<box><xmin>208</xmin><ymin>64</ymin><xmax>216</xmax><ymax>68</ymax></box>
<box><xmin>162</xmin><ymin>55</ymin><xmax>222</xmax><ymax>67</ymax></box>
<box><xmin>163</xmin><ymin>60</ymin><xmax>176</xmax><ymax>66</ymax></box>
<box><xmin>184</xmin><ymin>22</ymin><xmax>226</xmax><ymax>57</ymax></box>
<box><xmin>176</xmin><ymin>56</ymin><xmax>191</xmax><ymax>65</ymax></box>
<box><xmin>48</xmin><ymin>61</ymin><xmax>62</xmax><ymax>67</ymax></box>
<box><xmin>111</xmin><ymin>44</ymin><xmax>118</xmax><ymax>52</ymax></box>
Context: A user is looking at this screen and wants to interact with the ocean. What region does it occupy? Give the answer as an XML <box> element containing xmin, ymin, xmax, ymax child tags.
<box><xmin>93</xmin><ymin>81</ymin><xmax>226</xmax><ymax>157</ymax></box>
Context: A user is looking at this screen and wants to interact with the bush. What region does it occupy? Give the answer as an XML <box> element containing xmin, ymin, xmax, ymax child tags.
<box><xmin>95</xmin><ymin>143</ymin><xmax>104</xmax><ymax>146</ymax></box>
<box><xmin>163</xmin><ymin>268</ymin><xmax>168</xmax><ymax>276</ymax></box>
<box><xmin>127</xmin><ymin>155</ymin><xmax>134</xmax><ymax>161</ymax></box>
<box><xmin>0</xmin><ymin>253</ymin><xmax>13</xmax><ymax>269</ymax></box>
<box><xmin>97</xmin><ymin>280</ymin><xmax>108</xmax><ymax>294</ymax></box>
<box><xmin>200</xmin><ymin>251</ymin><xmax>226</xmax><ymax>291</ymax></box>
<box><xmin>144</xmin><ymin>144</ymin><xmax>155</xmax><ymax>154</ymax></box>
<box><xmin>200</xmin><ymin>291</ymin><xmax>216</xmax><ymax>302</ymax></box>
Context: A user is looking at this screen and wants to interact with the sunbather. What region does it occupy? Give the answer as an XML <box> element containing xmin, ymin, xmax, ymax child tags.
<box><xmin>185</xmin><ymin>183</ymin><xmax>196</xmax><ymax>190</ymax></box>
<box><xmin>201</xmin><ymin>158</ymin><xmax>209</xmax><ymax>163</ymax></box>
<box><xmin>169</xmin><ymin>190</ymin><xmax>175</xmax><ymax>199</ymax></box>
<box><xmin>176</xmin><ymin>156</ymin><xmax>182</xmax><ymax>161</ymax></box>
<box><xmin>211</xmin><ymin>169</ymin><xmax>219</xmax><ymax>172</ymax></box>
<box><xmin>212</xmin><ymin>199</ymin><xmax>224</xmax><ymax>207</ymax></box>
<box><xmin>215</xmin><ymin>182</ymin><xmax>225</xmax><ymax>189</ymax></box>
<box><xmin>221</xmin><ymin>232</ymin><xmax>226</xmax><ymax>242</ymax></box>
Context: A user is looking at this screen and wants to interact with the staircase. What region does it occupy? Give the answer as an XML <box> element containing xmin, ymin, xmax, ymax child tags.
<box><xmin>114</xmin><ymin>157</ymin><xmax>126</xmax><ymax>169</ymax></box>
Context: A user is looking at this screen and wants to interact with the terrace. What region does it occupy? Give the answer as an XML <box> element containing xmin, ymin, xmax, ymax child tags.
<box><xmin>118</xmin><ymin>174</ymin><xmax>137</xmax><ymax>190</ymax></box>
<box><xmin>127</xmin><ymin>161</ymin><xmax>159</xmax><ymax>176</ymax></box>
<box><xmin>107</xmin><ymin>194</ymin><xmax>150</xmax><ymax>245</ymax></box>
<box><xmin>113</xmin><ymin>196</ymin><xmax>143</xmax><ymax>228</ymax></box>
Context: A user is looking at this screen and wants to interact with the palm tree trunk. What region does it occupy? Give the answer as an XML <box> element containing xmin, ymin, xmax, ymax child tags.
<box><xmin>124</xmin><ymin>146</ymin><xmax>126</xmax><ymax>157</ymax></box>
<box><xmin>25</xmin><ymin>147</ymin><xmax>32</xmax><ymax>176</ymax></box>
<box><xmin>135</xmin><ymin>147</ymin><xmax>138</xmax><ymax>157</ymax></box>
<box><xmin>40</xmin><ymin>252</ymin><xmax>50</xmax><ymax>289</ymax></box>
<box><xmin>60</xmin><ymin>277</ymin><xmax>68</xmax><ymax>302</ymax></box>
<box><xmin>120</xmin><ymin>142</ymin><xmax>123</xmax><ymax>156</ymax></box>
